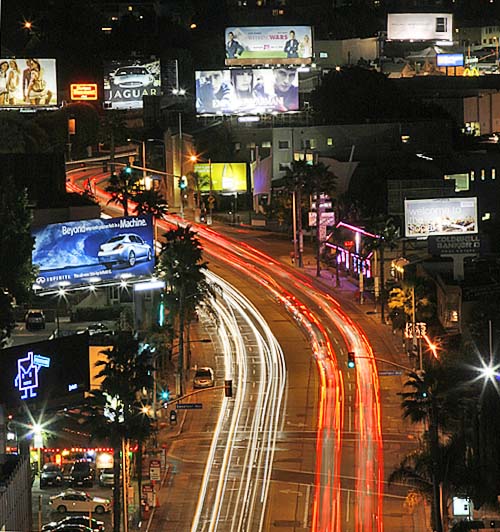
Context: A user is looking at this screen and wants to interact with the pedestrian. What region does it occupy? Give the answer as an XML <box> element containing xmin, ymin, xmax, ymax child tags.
<box><xmin>290</xmin><ymin>251</ymin><xmax>295</xmax><ymax>264</ymax></box>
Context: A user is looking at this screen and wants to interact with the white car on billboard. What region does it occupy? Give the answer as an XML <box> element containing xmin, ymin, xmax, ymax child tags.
<box><xmin>97</xmin><ymin>233</ymin><xmax>153</xmax><ymax>268</ymax></box>
<box><xmin>110</xmin><ymin>66</ymin><xmax>154</xmax><ymax>88</ymax></box>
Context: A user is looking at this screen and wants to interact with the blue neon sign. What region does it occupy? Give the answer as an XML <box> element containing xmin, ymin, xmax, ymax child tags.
<box><xmin>14</xmin><ymin>351</ymin><xmax>51</xmax><ymax>400</ymax></box>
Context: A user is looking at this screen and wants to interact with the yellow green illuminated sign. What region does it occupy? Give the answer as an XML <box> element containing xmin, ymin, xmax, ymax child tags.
<box><xmin>194</xmin><ymin>163</ymin><xmax>248</xmax><ymax>192</ymax></box>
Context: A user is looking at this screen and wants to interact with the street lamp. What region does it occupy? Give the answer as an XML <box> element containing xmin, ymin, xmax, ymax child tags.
<box><xmin>127</xmin><ymin>138</ymin><xmax>166</xmax><ymax>190</ymax></box>
<box><xmin>127</xmin><ymin>138</ymin><xmax>146</xmax><ymax>181</ymax></box>
<box><xmin>190</xmin><ymin>154</ymin><xmax>213</xmax><ymax>224</ymax></box>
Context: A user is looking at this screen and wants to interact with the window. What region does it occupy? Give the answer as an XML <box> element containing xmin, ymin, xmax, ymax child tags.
<box><xmin>482</xmin><ymin>212</ymin><xmax>491</xmax><ymax>221</ymax></box>
<box><xmin>278</xmin><ymin>140</ymin><xmax>289</xmax><ymax>149</ymax></box>
<box><xmin>246</xmin><ymin>142</ymin><xmax>256</xmax><ymax>149</ymax></box>
<box><xmin>436</xmin><ymin>17</ymin><xmax>447</xmax><ymax>33</ymax></box>
<box><xmin>234</xmin><ymin>142</ymin><xmax>241</xmax><ymax>151</ymax></box>
<box><xmin>279</xmin><ymin>163</ymin><xmax>290</xmax><ymax>171</ymax></box>
<box><xmin>327</xmin><ymin>137</ymin><xmax>333</xmax><ymax>146</ymax></box>
<box><xmin>301</xmin><ymin>139</ymin><xmax>311</xmax><ymax>149</ymax></box>
<box><xmin>481</xmin><ymin>169</ymin><xmax>486</xmax><ymax>180</ymax></box>
<box><xmin>261</xmin><ymin>141</ymin><xmax>271</xmax><ymax>148</ymax></box>
<box><xmin>319</xmin><ymin>52</ymin><xmax>328</xmax><ymax>58</ymax></box>
<box><xmin>470</xmin><ymin>170</ymin><xmax>475</xmax><ymax>181</ymax></box>
<box><xmin>493</xmin><ymin>168</ymin><xmax>496</xmax><ymax>179</ymax></box>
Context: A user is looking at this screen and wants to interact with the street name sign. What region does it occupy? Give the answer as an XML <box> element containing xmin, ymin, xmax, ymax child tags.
<box><xmin>176</xmin><ymin>403</ymin><xmax>203</xmax><ymax>409</ymax></box>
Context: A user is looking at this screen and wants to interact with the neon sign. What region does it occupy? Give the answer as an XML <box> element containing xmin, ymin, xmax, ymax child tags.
<box><xmin>14</xmin><ymin>351</ymin><xmax>51</xmax><ymax>400</ymax></box>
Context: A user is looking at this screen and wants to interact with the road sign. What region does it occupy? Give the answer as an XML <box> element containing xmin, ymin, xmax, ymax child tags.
<box><xmin>176</xmin><ymin>403</ymin><xmax>203</xmax><ymax>409</ymax></box>
<box><xmin>149</xmin><ymin>460</ymin><xmax>161</xmax><ymax>481</ymax></box>
<box><xmin>208</xmin><ymin>195</ymin><xmax>215</xmax><ymax>205</ymax></box>
<box><xmin>405</xmin><ymin>322</ymin><xmax>427</xmax><ymax>339</ymax></box>
<box><xmin>379</xmin><ymin>370</ymin><xmax>403</xmax><ymax>376</ymax></box>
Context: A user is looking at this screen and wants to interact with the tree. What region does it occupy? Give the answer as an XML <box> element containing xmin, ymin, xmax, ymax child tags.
<box><xmin>0</xmin><ymin>178</ymin><xmax>35</xmax><ymax>302</ymax></box>
<box><xmin>187</xmin><ymin>170</ymin><xmax>210</xmax><ymax>210</ymax></box>
<box><xmin>156</xmin><ymin>225</ymin><xmax>208</xmax><ymax>396</ymax></box>
<box><xmin>99</xmin><ymin>112</ymin><xmax>127</xmax><ymax>174</ymax></box>
<box><xmin>87</xmin><ymin>333</ymin><xmax>153</xmax><ymax>532</ymax></box>
<box><xmin>106</xmin><ymin>167</ymin><xmax>139</xmax><ymax>216</ymax></box>
<box><xmin>133</xmin><ymin>189</ymin><xmax>168</xmax><ymax>218</ymax></box>
<box><xmin>388</xmin><ymin>280</ymin><xmax>434</xmax><ymax>331</ymax></box>
<box><xmin>0</xmin><ymin>289</ymin><xmax>15</xmax><ymax>348</ymax></box>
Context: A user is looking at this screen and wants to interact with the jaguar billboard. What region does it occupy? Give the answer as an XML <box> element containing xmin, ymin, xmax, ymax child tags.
<box><xmin>103</xmin><ymin>59</ymin><xmax>161</xmax><ymax>110</ymax></box>
<box><xmin>32</xmin><ymin>216</ymin><xmax>154</xmax><ymax>289</ymax></box>
<box><xmin>225</xmin><ymin>26</ymin><xmax>312</xmax><ymax>65</ymax></box>
<box><xmin>0</xmin><ymin>58</ymin><xmax>57</xmax><ymax>107</ymax></box>
<box><xmin>196</xmin><ymin>68</ymin><xmax>299</xmax><ymax>115</ymax></box>
<box><xmin>404</xmin><ymin>198</ymin><xmax>478</xmax><ymax>239</ymax></box>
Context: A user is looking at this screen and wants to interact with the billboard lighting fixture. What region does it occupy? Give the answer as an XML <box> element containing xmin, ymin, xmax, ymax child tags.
<box><xmin>58</xmin><ymin>288</ymin><xmax>66</xmax><ymax>296</ymax></box>
<box><xmin>297</xmin><ymin>66</ymin><xmax>310</xmax><ymax>73</ymax></box>
<box><xmin>120</xmin><ymin>273</ymin><xmax>133</xmax><ymax>279</ymax></box>
<box><xmin>88</xmin><ymin>277</ymin><xmax>101</xmax><ymax>284</ymax></box>
<box><xmin>238</xmin><ymin>116</ymin><xmax>260</xmax><ymax>123</ymax></box>
<box><xmin>133</xmin><ymin>280</ymin><xmax>166</xmax><ymax>292</ymax></box>
<box><xmin>436</xmin><ymin>40</ymin><xmax>454</xmax><ymax>46</ymax></box>
<box><xmin>120</xmin><ymin>280</ymin><xmax>129</xmax><ymax>288</ymax></box>
<box><xmin>58</xmin><ymin>281</ymin><xmax>71</xmax><ymax>287</ymax></box>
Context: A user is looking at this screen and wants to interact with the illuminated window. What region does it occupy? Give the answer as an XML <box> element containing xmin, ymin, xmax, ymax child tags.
<box><xmin>470</xmin><ymin>170</ymin><xmax>475</xmax><ymax>181</ymax></box>
<box><xmin>262</xmin><ymin>141</ymin><xmax>271</xmax><ymax>148</ymax></box>
<box><xmin>482</xmin><ymin>212</ymin><xmax>491</xmax><ymax>221</ymax></box>
<box><xmin>401</xmin><ymin>135</ymin><xmax>410</xmax><ymax>144</ymax></box>
<box><xmin>444</xmin><ymin>173</ymin><xmax>469</xmax><ymax>192</ymax></box>
<box><xmin>278</xmin><ymin>140</ymin><xmax>289</xmax><ymax>149</ymax></box>
<box><xmin>450</xmin><ymin>310</ymin><xmax>459</xmax><ymax>322</ymax></box>
<box><xmin>234</xmin><ymin>142</ymin><xmax>241</xmax><ymax>151</ymax></box>
<box><xmin>327</xmin><ymin>137</ymin><xmax>333</xmax><ymax>146</ymax></box>
<box><xmin>493</xmin><ymin>168</ymin><xmax>496</xmax><ymax>179</ymax></box>
<box><xmin>128</xmin><ymin>5</ymin><xmax>133</xmax><ymax>11</ymax></box>
<box><xmin>481</xmin><ymin>169</ymin><xmax>486</xmax><ymax>180</ymax></box>
<box><xmin>319</xmin><ymin>52</ymin><xmax>328</xmax><ymax>58</ymax></box>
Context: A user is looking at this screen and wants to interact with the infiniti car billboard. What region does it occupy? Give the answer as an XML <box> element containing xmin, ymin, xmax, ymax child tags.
<box><xmin>32</xmin><ymin>216</ymin><xmax>154</xmax><ymax>289</ymax></box>
<box><xmin>103</xmin><ymin>59</ymin><xmax>161</xmax><ymax>110</ymax></box>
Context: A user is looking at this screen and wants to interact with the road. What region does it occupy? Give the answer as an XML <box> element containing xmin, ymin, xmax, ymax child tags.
<box><xmin>63</xmin><ymin>166</ymin><xmax>424</xmax><ymax>531</ymax></box>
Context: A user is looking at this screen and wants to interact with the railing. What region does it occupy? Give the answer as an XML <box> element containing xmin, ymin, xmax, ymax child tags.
<box><xmin>0</xmin><ymin>455</ymin><xmax>32</xmax><ymax>532</ymax></box>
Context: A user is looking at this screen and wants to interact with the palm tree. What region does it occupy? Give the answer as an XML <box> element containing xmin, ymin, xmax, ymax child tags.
<box><xmin>105</xmin><ymin>167</ymin><xmax>139</xmax><ymax>216</ymax></box>
<box><xmin>187</xmin><ymin>170</ymin><xmax>210</xmax><ymax>210</ymax></box>
<box><xmin>99</xmin><ymin>112</ymin><xmax>127</xmax><ymax>174</ymax></box>
<box><xmin>302</xmin><ymin>161</ymin><xmax>337</xmax><ymax>277</ymax></box>
<box><xmin>82</xmin><ymin>333</ymin><xmax>153</xmax><ymax>532</ymax></box>
<box><xmin>156</xmin><ymin>225</ymin><xmax>209</xmax><ymax>396</ymax></box>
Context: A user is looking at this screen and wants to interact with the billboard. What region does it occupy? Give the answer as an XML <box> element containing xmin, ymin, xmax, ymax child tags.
<box><xmin>193</xmin><ymin>163</ymin><xmax>248</xmax><ymax>192</ymax></box>
<box><xmin>387</xmin><ymin>13</ymin><xmax>453</xmax><ymax>42</ymax></box>
<box><xmin>32</xmin><ymin>216</ymin><xmax>154</xmax><ymax>289</ymax></box>
<box><xmin>0</xmin><ymin>58</ymin><xmax>57</xmax><ymax>107</ymax></box>
<box><xmin>437</xmin><ymin>54</ymin><xmax>464</xmax><ymax>67</ymax></box>
<box><xmin>0</xmin><ymin>334</ymin><xmax>90</xmax><ymax>408</ymax></box>
<box><xmin>195</xmin><ymin>68</ymin><xmax>299</xmax><ymax>115</ymax></box>
<box><xmin>103</xmin><ymin>59</ymin><xmax>161</xmax><ymax>110</ymax></box>
<box><xmin>225</xmin><ymin>26</ymin><xmax>313</xmax><ymax>65</ymax></box>
<box><xmin>404</xmin><ymin>198</ymin><xmax>478</xmax><ymax>238</ymax></box>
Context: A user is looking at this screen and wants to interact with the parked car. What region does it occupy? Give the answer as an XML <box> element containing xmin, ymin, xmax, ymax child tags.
<box><xmin>40</xmin><ymin>463</ymin><xmax>64</xmax><ymax>488</ymax></box>
<box><xmin>68</xmin><ymin>462</ymin><xmax>94</xmax><ymax>488</ymax></box>
<box><xmin>44</xmin><ymin>526</ymin><xmax>93</xmax><ymax>532</ymax></box>
<box><xmin>110</xmin><ymin>66</ymin><xmax>154</xmax><ymax>88</ymax></box>
<box><xmin>97</xmin><ymin>233</ymin><xmax>153</xmax><ymax>269</ymax></box>
<box><xmin>25</xmin><ymin>309</ymin><xmax>45</xmax><ymax>330</ymax></box>
<box><xmin>49</xmin><ymin>490</ymin><xmax>110</xmax><ymax>514</ymax></box>
<box><xmin>86</xmin><ymin>323</ymin><xmax>112</xmax><ymax>336</ymax></box>
<box><xmin>98</xmin><ymin>468</ymin><xmax>114</xmax><ymax>487</ymax></box>
<box><xmin>193</xmin><ymin>367</ymin><xmax>215</xmax><ymax>389</ymax></box>
<box><xmin>42</xmin><ymin>516</ymin><xmax>105</xmax><ymax>531</ymax></box>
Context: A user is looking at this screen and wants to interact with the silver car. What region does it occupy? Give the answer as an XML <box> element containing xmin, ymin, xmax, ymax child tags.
<box><xmin>111</xmin><ymin>66</ymin><xmax>154</xmax><ymax>88</ymax></box>
<box><xmin>193</xmin><ymin>367</ymin><xmax>215</xmax><ymax>389</ymax></box>
<box><xmin>98</xmin><ymin>233</ymin><xmax>152</xmax><ymax>268</ymax></box>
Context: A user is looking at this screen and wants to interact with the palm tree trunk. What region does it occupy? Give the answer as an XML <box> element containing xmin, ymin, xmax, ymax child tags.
<box><xmin>110</xmin><ymin>130</ymin><xmax>116</xmax><ymax>175</ymax></box>
<box><xmin>112</xmin><ymin>441</ymin><xmax>121</xmax><ymax>532</ymax></box>
<box><xmin>380</xmin><ymin>243</ymin><xmax>385</xmax><ymax>324</ymax></box>
<box><xmin>297</xmin><ymin>185</ymin><xmax>303</xmax><ymax>268</ymax></box>
<box><xmin>178</xmin><ymin>287</ymin><xmax>185</xmax><ymax>397</ymax></box>
<box><xmin>315</xmin><ymin>184</ymin><xmax>321</xmax><ymax>277</ymax></box>
<box><xmin>429</xmin><ymin>403</ymin><xmax>443</xmax><ymax>532</ymax></box>
<box><xmin>137</xmin><ymin>441</ymin><xmax>143</xmax><ymax>520</ymax></box>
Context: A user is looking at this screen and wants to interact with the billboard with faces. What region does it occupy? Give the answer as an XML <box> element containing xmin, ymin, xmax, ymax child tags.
<box><xmin>0</xmin><ymin>58</ymin><xmax>57</xmax><ymax>107</ymax></box>
<box><xmin>225</xmin><ymin>26</ymin><xmax>313</xmax><ymax>65</ymax></box>
<box><xmin>103</xmin><ymin>59</ymin><xmax>161</xmax><ymax>110</ymax></box>
<box><xmin>195</xmin><ymin>68</ymin><xmax>299</xmax><ymax>115</ymax></box>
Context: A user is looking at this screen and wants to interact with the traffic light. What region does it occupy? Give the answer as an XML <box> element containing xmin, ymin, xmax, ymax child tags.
<box><xmin>179</xmin><ymin>176</ymin><xmax>187</xmax><ymax>190</ymax></box>
<box><xmin>124</xmin><ymin>164</ymin><xmax>132</xmax><ymax>174</ymax></box>
<box><xmin>157</xmin><ymin>294</ymin><xmax>165</xmax><ymax>326</ymax></box>
<box><xmin>224</xmin><ymin>379</ymin><xmax>233</xmax><ymax>398</ymax></box>
<box><xmin>347</xmin><ymin>351</ymin><xmax>355</xmax><ymax>369</ymax></box>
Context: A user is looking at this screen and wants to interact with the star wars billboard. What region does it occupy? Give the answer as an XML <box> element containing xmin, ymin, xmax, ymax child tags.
<box><xmin>225</xmin><ymin>26</ymin><xmax>313</xmax><ymax>65</ymax></box>
<box><xmin>0</xmin><ymin>334</ymin><xmax>90</xmax><ymax>408</ymax></box>
<box><xmin>32</xmin><ymin>216</ymin><xmax>154</xmax><ymax>290</ymax></box>
<box><xmin>103</xmin><ymin>59</ymin><xmax>161</xmax><ymax>110</ymax></box>
<box><xmin>404</xmin><ymin>197</ymin><xmax>478</xmax><ymax>239</ymax></box>
<box><xmin>195</xmin><ymin>68</ymin><xmax>299</xmax><ymax>115</ymax></box>
<box><xmin>0</xmin><ymin>58</ymin><xmax>57</xmax><ymax>107</ymax></box>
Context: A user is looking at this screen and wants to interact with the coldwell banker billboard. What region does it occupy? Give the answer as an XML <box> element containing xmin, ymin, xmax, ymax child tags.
<box><xmin>225</xmin><ymin>26</ymin><xmax>313</xmax><ymax>65</ymax></box>
<box><xmin>103</xmin><ymin>59</ymin><xmax>161</xmax><ymax>110</ymax></box>
<box><xmin>32</xmin><ymin>216</ymin><xmax>154</xmax><ymax>289</ymax></box>
<box><xmin>195</xmin><ymin>68</ymin><xmax>299</xmax><ymax>115</ymax></box>
<box><xmin>387</xmin><ymin>13</ymin><xmax>453</xmax><ymax>42</ymax></box>
<box><xmin>194</xmin><ymin>162</ymin><xmax>248</xmax><ymax>192</ymax></box>
<box><xmin>404</xmin><ymin>198</ymin><xmax>478</xmax><ymax>239</ymax></box>
<box><xmin>0</xmin><ymin>58</ymin><xmax>57</xmax><ymax>107</ymax></box>
<box><xmin>0</xmin><ymin>334</ymin><xmax>90</xmax><ymax>408</ymax></box>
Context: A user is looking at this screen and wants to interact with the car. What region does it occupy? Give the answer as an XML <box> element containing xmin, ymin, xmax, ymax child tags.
<box><xmin>40</xmin><ymin>463</ymin><xmax>64</xmax><ymax>488</ymax></box>
<box><xmin>44</xmin><ymin>526</ymin><xmax>93</xmax><ymax>532</ymax></box>
<box><xmin>98</xmin><ymin>468</ymin><xmax>114</xmax><ymax>487</ymax></box>
<box><xmin>68</xmin><ymin>462</ymin><xmax>94</xmax><ymax>488</ymax></box>
<box><xmin>110</xmin><ymin>66</ymin><xmax>154</xmax><ymax>88</ymax></box>
<box><xmin>49</xmin><ymin>490</ymin><xmax>110</xmax><ymax>515</ymax></box>
<box><xmin>97</xmin><ymin>233</ymin><xmax>153</xmax><ymax>269</ymax></box>
<box><xmin>25</xmin><ymin>309</ymin><xmax>45</xmax><ymax>330</ymax></box>
<box><xmin>42</xmin><ymin>516</ymin><xmax>105</xmax><ymax>531</ymax></box>
<box><xmin>86</xmin><ymin>323</ymin><xmax>112</xmax><ymax>336</ymax></box>
<box><xmin>193</xmin><ymin>367</ymin><xmax>215</xmax><ymax>389</ymax></box>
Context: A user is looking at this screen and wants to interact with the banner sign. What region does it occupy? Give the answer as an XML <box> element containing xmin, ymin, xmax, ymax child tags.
<box><xmin>32</xmin><ymin>216</ymin><xmax>154</xmax><ymax>289</ymax></box>
<box><xmin>428</xmin><ymin>234</ymin><xmax>482</xmax><ymax>255</ymax></box>
<box><xmin>437</xmin><ymin>54</ymin><xmax>464</xmax><ymax>67</ymax></box>
<box><xmin>225</xmin><ymin>26</ymin><xmax>313</xmax><ymax>65</ymax></box>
